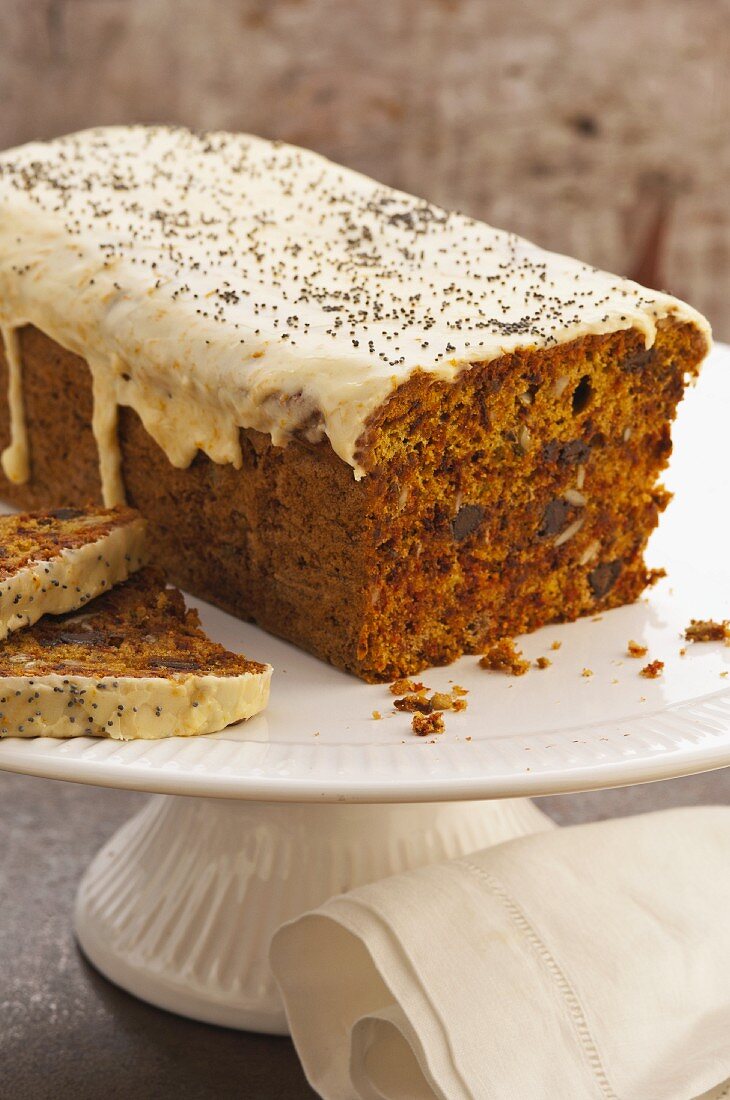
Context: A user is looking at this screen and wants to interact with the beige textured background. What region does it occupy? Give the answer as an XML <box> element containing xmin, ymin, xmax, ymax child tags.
<box><xmin>0</xmin><ymin>0</ymin><xmax>728</xmax><ymax>337</ymax></box>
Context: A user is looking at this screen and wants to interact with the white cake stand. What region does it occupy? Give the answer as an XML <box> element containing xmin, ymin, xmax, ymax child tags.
<box><xmin>0</xmin><ymin>348</ymin><xmax>729</xmax><ymax>1035</ymax></box>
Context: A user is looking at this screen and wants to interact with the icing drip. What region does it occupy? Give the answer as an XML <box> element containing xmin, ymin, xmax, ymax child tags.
<box><xmin>1</xmin><ymin>326</ymin><xmax>29</xmax><ymax>484</ymax></box>
<box><xmin>0</xmin><ymin>126</ymin><xmax>712</xmax><ymax>496</ymax></box>
<box><xmin>90</xmin><ymin>364</ymin><xmax>124</xmax><ymax>506</ymax></box>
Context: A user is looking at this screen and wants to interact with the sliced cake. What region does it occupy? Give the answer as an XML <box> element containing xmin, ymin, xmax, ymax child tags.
<box><xmin>0</xmin><ymin>505</ymin><xmax>147</xmax><ymax>641</ymax></box>
<box><xmin>0</xmin><ymin>568</ymin><xmax>271</xmax><ymax>739</ymax></box>
<box><xmin>0</xmin><ymin>127</ymin><xmax>711</xmax><ymax>680</ymax></box>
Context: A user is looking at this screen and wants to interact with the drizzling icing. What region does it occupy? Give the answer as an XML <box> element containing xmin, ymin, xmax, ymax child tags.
<box><xmin>90</xmin><ymin>360</ymin><xmax>125</xmax><ymax>506</ymax></box>
<box><xmin>0</xmin><ymin>126</ymin><xmax>711</xmax><ymax>502</ymax></box>
<box><xmin>1</xmin><ymin>326</ymin><xmax>29</xmax><ymax>484</ymax></box>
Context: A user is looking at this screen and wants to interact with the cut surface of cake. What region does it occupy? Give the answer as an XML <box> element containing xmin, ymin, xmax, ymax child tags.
<box><xmin>0</xmin><ymin>504</ymin><xmax>146</xmax><ymax>640</ymax></box>
<box><xmin>0</xmin><ymin>568</ymin><xmax>271</xmax><ymax>739</ymax></box>
<box><xmin>0</xmin><ymin>126</ymin><xmax>711</xmax><ymax>680</ymax></box>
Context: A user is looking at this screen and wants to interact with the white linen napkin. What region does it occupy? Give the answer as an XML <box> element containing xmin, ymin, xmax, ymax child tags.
<box><xmin>271</xmin><ymin>806</ymin><xmax>730</xmax><ymax>1100</ymax></box>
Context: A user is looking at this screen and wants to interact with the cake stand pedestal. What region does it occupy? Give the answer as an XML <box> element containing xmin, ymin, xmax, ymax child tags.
<box><xmin>74</xmin><ymin>794</ymin><xmax>551</xmax><ymax>1034</ymax></box>
<box><xmin>0</xmin><ymin>348</ymin><xmax>728</xmax><ymax>1036</ymax></box>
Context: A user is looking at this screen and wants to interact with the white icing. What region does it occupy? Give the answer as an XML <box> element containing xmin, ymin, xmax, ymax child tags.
<box><xmin>0</xmin><ymin>664</ymin><xmax>271</xmax><ymax>739</ymax></box>
<box><xmin>0</xmin><ymin>516</ymin><xmax>147</xmax><ymax>640</ymax></box>
<box><xmin>90</xmin><ymin>360</ymin><xmax>125</xmax><ymax>506</ymax></box>
<box><xmin>1</xmin><ymin>325</ymin><xmax>29</xmax><ymax>484</ymax></box>
<box><xmin>0</xmin><ymin>126</ymin><xmax>711</xmax><ymax>500</ymax></box>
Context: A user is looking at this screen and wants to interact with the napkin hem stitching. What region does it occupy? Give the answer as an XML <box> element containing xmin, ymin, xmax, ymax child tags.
<box><xmin>459</xmin><ymin>858</ymin><xmax>618</xmax><ymax>1100</ymax></box>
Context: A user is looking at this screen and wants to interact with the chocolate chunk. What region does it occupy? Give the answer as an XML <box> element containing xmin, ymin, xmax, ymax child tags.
<box><xmin>43</xmin><ymin>629</ymin><xmax>116</xmax><ymax>647</ymax></box>
<box><xmin>571</xmin><ymin>376</ymin><xmax>592</xmax><ymax>414</ymax></box>
<box><xmin>588</xmin><ymin>560</ymin><xmax>621</xmax><ymax>599</ymax></box>
<box><xmin>49</xmin><ymin>508</ymin><xmax>84</xmax><ymax>521</ymax></box>
<box><xmin>476</xmin><ymin>392</ymin><xmax>490</xmax><ymax>431</ymax></box>
<box><xmin>148</xmin><ymin>657</ymin><xmax>202</xmax><ymax>671</ymax></box>
<box><xmin>452</xmin><ymin>504</ymin><xmax>485</xmax><ymax>541</ymax></box>
<box><xmin>621</xmin><ymin>348</ymin><xmax>656</xmax><ymax>374</ymax></box>
<box><xmin>538</xmin><ymin>499</ymin><xmax>574</xmax><ymax>538</ymax></box>
<box><xmin>559</xmin><ymin>439</ymin><xmax>591</xmax><ymax>466</ymax></box>
<box><xmin>541</xmin><ymin>439</ymin><xmax>591</xmax><ymax>467</ymax></box>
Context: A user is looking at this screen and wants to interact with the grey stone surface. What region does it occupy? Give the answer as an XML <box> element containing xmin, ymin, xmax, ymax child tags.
<box><xmin>1</xmin><ymin>768</ymin><xmax>728</xmax><ymax>1098</ymax></box>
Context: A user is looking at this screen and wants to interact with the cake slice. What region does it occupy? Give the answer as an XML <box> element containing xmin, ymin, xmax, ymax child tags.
<box><xmin>0</xmin><ymin>568</ymin><xmax>271</xmax><ymax>739</ymax></box>
<box><xmin>0</xmin><ymin>127</ymin><xmax>712</xmax><ymax>680</ymax></box>
<box><xmin>0</xmin><ymin>505</ymin><xmax>147</xmax><ymax>641</ymax></box>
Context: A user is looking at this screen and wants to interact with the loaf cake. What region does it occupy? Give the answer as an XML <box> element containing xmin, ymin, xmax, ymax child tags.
<box><xmin>0</xmin><ymin>568</ymin><xmax>271</xmax><ymax>739</ymax></box>
<box><xmin>0</xmin><ymin>504</ymin><xmax>146</xmax><ymax>640</ymax></box>
<box><xmin>0</xmin><ymin>126</ymin><xmax>711</xmax><ymax>680</ymax></box>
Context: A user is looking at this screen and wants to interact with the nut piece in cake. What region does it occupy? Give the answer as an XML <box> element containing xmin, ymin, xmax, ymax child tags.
<box><xmin>0</xmin><ymin>569</ymin><xmax>271</xmax><ymax>739</ymax></box>
<box><xmin>479</xmin><ymin>638</ymin><xmax>530</xmax><ymax>676</ymax></box>
<box><xmin>394</xmin><ymin>693</ymin><xmax>432</xmax><ymax>713</ymax></box>
<box><xmin>0</xmin><ymin>505</ymin><xmax>147</xmax><ymax>641</ymax></box>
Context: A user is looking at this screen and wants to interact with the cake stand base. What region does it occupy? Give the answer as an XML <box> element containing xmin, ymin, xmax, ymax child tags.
<box><xmin>74</xmin><ymin>794</ymin><xmax>552</xmax><ymax>1034</ymax></box>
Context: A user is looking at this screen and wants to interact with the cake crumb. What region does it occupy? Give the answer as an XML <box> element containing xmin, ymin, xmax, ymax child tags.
<box><xmin>465</xmin><ymin>734</ymin><xmax>472</xmax><ymax>741</ymax></box>
<box><xmin>451</xmin><ymin>684</ymin><xmax>468</xmax><ymax>696</ymax></box>
<box><xmin>394</xmin><ymin>693</ymin><xmax>432</xmax><ymax>714</ymax></box>
<box><xmin>581</xmin><ymin>667</ymin><xmax>593</xmax><ymax>678</ymax></box>
<box><xmin>535</xmin><ymin>656</ymin><xmax>552</xmax><ymax>670</ymax></box>
<box><xmin>389</xmin><ymin>677</ymin><xmax>426</xmax><ymax>695</ymax></box>
<box><xmin>640</xmin><ymin>659</ymin><xmax>664</xmax><ymax>679</ymax></box>
<box><xmin>412</xmin><ymin>712</ymin><xmax>445</xmax><ymax>737</ymax></box>
<box><xmin>627</xmin><ymin>640</ymin><xmax>648</xmax><ymax>658</ymax></box>
<box><xmin>679</xmin><ymin>647</ymin><xmax>687</xmax><ymax>657</ymax></box>
<box><xmin>430</xmin><ymin>692</ymin><xmax>454</xmax><ymax>711</ymax></box>
<box><xmin>479</xmin><ymin>638</ymin><xmax>530</xmax><ymax>676</ymax></box>
<box><xmin>684</xmin><ymin>619</ymin><xmax>730</xmax><ymax>643</ymax></box>
<box><xmin>720</xmin><ymin>671</ymin><xmax>728</xmax><ymax>679</ymax></box>
<box><xmin>372</xmin><ymin>710</ymin><xmax>382</xmax><ymax>720</ymax></box>
<box><xmin>452</xmin><ymin>697</ymin><xmax>468</xmax><ymax>712</ymax></box>
<box><xmin>550</xmin><ymin>641</ymin><xmax>562</xmax><ymax>651</ymax></box>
